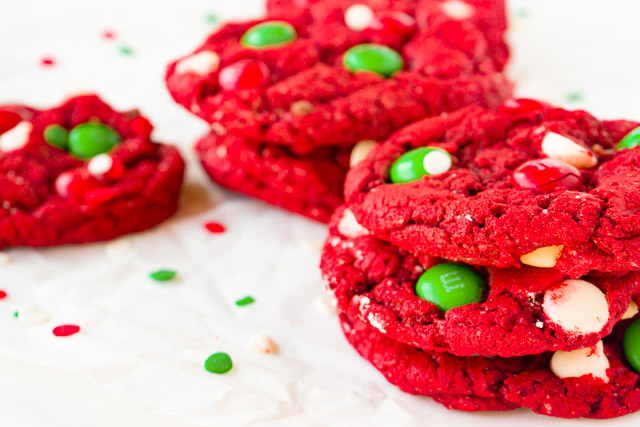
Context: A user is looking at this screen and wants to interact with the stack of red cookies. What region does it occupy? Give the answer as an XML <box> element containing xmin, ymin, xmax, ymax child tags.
<box><xmin>166</xmin><ymin>0</ymin><xmax>512</xmax><ymax>221</ymax></box>
<box><xmin>321</xmin><ymin>100</ymin><xmax>640</xmax><ymax>418</ymax></box>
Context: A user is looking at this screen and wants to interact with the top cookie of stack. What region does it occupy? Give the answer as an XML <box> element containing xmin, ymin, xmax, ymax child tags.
<box><xmin>166</xmin><ymin>0</ymin><xmax>512</xmax><ymax>154</ymax></box>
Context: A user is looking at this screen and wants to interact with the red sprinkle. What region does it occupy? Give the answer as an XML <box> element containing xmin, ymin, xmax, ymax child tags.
<box><xmin>204</xmin><ymin>222</ymin><xmax>226</xmax><ymax>233</ymax></box>
<box><xmin>53</xmin><ymin>324</ymin><xmax>80</xmax><ymax>337</ymax></box>
<box><xmin>0</xmin><ymin>290</ymin><xmax>7</xmax><ymax>300</ymax></box>
<box><xmin>41</xmin><ymin>57</ymin><xmax>56</xmax><ymax>67</ymax></box>
<box><xmin>102</xmin><ymin>30</ymin><xmax>117</xmax><ymax>40</ymax></box>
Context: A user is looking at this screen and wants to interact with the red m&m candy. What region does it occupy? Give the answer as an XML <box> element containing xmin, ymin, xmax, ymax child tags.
<box><xmin>512</xmin><ymin>159</ymin><xmax>581</xmax><ymax>193</ymax></box>
<box><xmin>218</xmin><ymin>60</ymin><xmax>271</xmax><ymax>91</ymax></box>
<box><xmin>498</xmin><ymin>98</ymin><xmax>544</xmax><ymax>119</ymax></box>
<box><xmin>55</xmin><ymin>170</ymin><xmax>99</xmax><ymax>201</ymax></box>
<box><xmin>366</xmin><ymin>11</ymin><xmax>416</xmax><ymax>39</ymax></box>
<box><xmin>0</xmin><ymin>111</ymin><xmax>21</xmax><ymax>134</ymax></box>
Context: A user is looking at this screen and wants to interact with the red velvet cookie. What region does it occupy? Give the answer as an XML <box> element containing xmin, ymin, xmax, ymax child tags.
<box><xmin>0</xmin><ymin>95</ymin><xmax>185</xmax><ymax>249</ymax></box>
<box><xmin>195</xmin><ymin>130</ymin><xmax>348</xmax><ymax>221</ymax></box>
<box><xmin>322</xmin><ymin>206</ymin><xmax>640</xmax><ymax>357</ymax></box>
<box><xmin>341</xmin><ymin>309</ymin><xmax>640</xmax><ymax>418</ymax></box>
<box><xmin>345</xmin><ymin>102</ymin><xmax>640</xmax><ymax>277</ymax></box>
<box><xmin>166</xmin><ymin>0</ymin><xmax>511</xmax><ymax>153</ymax></box>
<box><xmin>266</xmin><ymin>0</ymin><xmax>509</xmax><ymax>70</ymax></box>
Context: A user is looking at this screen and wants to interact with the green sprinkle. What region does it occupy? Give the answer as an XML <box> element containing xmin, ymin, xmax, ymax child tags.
<box><xmin>13</xmin><ymin>311</ymin><xmax>18</xmax><ymax>318</ymax></box>
<box><xmin>150</xmin><ymin>269</ymin><xmax>176</xmax><ymax>282</ymax></box>
<box><xmin>205</xmin><ymin>13</ymin><xmax>219</xmax><ymax>24</ymax></box>
<box><xmin>516</xmin><ymin>8</ymin><xmax>530</xmax><ymax>18</ymax></box>
<box><xmin>119</xmin><ymin>46</ymin><xmax>134</xmax><ymax>56</ymax></box>
<box><xmin>567</xmin><ymin>92</ymin><xmax>584</xmax><ymax>102</ymax></box>
<box><xmin>204</xmin><ymin>352</ymin><xmax>233</xmax><ymax>374</ymax></box>
<box><xmin>235</xmin><ymin>296</ymin><xmax>254</xmax><ymax>306</ymax></box>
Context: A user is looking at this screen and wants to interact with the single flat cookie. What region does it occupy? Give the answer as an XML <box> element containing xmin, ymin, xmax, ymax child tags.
<box><xmin>0</xmin><ymin>95</ymin><xmax>185</xmax><ymax>249</ymax></box>
<box><xmin>322</xmin><ymin>207</ymin><xmax>640</xmax><ymax>357</ymax></box>
<box><xmin>345</xmin><ymin>101</ymin><xmax>640</xmax><ymax>277</ymax></box>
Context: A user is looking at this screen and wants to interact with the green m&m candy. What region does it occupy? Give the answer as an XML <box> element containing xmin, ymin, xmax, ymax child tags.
<box><xmin>617</xmin><ymin>126</ymin><xmax>640</xmax><ymax>150</ymax></box>
<box><xmin>43</xmin><ymin>124</ymin><xmax>69</xmax><ymax>149</ymax></box>
<box><xmin>389</xmin><ymin>147</ymin><xmax>452</xmax><ymax>183</ymax></box>
<box><xmin>624</xmin><ymin>318</ymin><xmax>640</xmax><ymax>373</ymax></box>
<box><xmin>343</xmin><ymin>44</ymin><xmax>404</xmax><ymax>78</ymax></box>
<box><xmin>416</xmin><ymin>263</ymin><xmax>485</xmax><ymax>311</ymax></box>
<box><xmin>241</xmin><ymin>21</ymin><xmax>297</xmax><ymax>49</ymax></box>
<box><xmin>68</xmin><ymin>123</ymin><xmax>122</xmax><ymax>159</ymax></box>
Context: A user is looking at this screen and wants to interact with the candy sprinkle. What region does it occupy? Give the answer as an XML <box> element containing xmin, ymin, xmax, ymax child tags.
<box><xmin>567</xmin><ymin>92</ymin><xmax>584</xmax><ymax>102</ymax></box>
<box><xmin>150</xmin><ymin>269</ymin><xmax>177</xmax><ymax>282</ymax></box>
<box><xmin>41</xmin><ymin>57</ymin><xmax>56</xmax><ymax>67</ymax></box>
<box><xmin>0</xmin><ymin>290</ymin><xmax>7</xmax><ymax>300</ymax></box>
<box><xmin>205</xmin><ymin>13</ymin><xmax>219</xmax><ymax>24</ymax></box>
<box><xmin>204</xmin><ymin>352</ymin><xmax>233</xmax><ymax>374</ymax></box>
<box><xmin>119</xmin><ymin>46</ymin><xmax>134</xmax><ymax>56</ymax></box>
<box><xmin>102</xmin><ymin>30</ymin><xmax>116</xmax><ymax>40</ymax></box>
<box><xmin>235</xmin><ymin>296</ymin><xmax>254</xmax><ymax>306</ymax></box>
<box><xmin>53</xmin><ymin>324</ymin><xmax>80</xmax><ymax>337</ymax></box>
<box><xmin>204</xmin><ymin>222</ymin><xmax>226</xmax><ymax>234</ymax></box>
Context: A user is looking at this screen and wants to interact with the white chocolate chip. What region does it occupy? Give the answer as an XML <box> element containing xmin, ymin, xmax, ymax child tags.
<box><xmin>0</xmin><ymin>252</ymin><xmax>11</xmax><ymax>265</ymax></box>
<box><xmin>623</xmin><ymin>300</ymin><xmax>639</xmax><ymax>320</ymax></box>
<box><xmin>105</xmin><ymin>238</ymin><xmax>133</xmax><ymax>256</ymax></box>
<box><xmin>0</xmin><ymin>121</ymin><xmax>32</xmax><ymax>151</ymax></box>
<box><xmin>550</xmin><ymin>341</ymin><xmax>610</xmax><ymax>383</ymax></box>
<box><xmin>520</xmin><ymin>245</ymin><xmax>564</xmax><ymax>268</ymax></box>
<box><xmin>244</xmin><ymin>333</ymin><xmax>278</xmax><ymax>354</ymax></box>
<box><xmin>543</xmin><ymin>279</ymin><xmax>609</xmax><ymax>335</ymax></box>
<box><xmin>541</xmin><ymin>132</ymin><xmax>597</xmax><ymax>168</ymax></box>
<box><xmin>349</xmin><ymin>140</ymin><xmax>376</xmax><ymax>167</ymax></box>
<box><xmin>344</xmin><ymin>4</ymin><xmax>375</xmax><ymax>30</ymax></box>
<box><xmin>17</xmin><ymin>306</ymin><xmax>51</xmax><ymax>326</ymax></box>
<box><xmin>87</xmin><ymin>154</ymin><xmax>113</xmax><ymax>177</ymax></box>
<box><xmin>422</xmin><ymin>149</ymin><xmax>452</xmax><ymax>176</ymax></box>
<box><xmin>441</xmin><ymin>0</ymin><xmax>475</xmax><ymax>20</ymax></box>
<box><xmin>175</xmin><ymin>51</ymin><xmax>221</xmax><ymax>75</ymax></box>
<box><xmin>337</xmin><ymin>209</ymin><xmax>370</xmax><ymax>238</ymax></box>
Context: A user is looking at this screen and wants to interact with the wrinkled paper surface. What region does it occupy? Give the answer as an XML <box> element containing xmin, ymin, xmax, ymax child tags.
<box><xmin>1</xmin><ymin>0</ymin><xmax>640</xmax><ymax>425</ymax></box>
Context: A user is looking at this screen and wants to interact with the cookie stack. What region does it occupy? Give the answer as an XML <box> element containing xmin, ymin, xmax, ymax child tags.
<box><xmin>165</xmin><ymin>0</ymin><xmax>511</xmax><ymax>221</ymax></box>
<box><xmin>321</xmin><ymin>100</ymin><xmax>640</xmax><ymax>418</ymax></box>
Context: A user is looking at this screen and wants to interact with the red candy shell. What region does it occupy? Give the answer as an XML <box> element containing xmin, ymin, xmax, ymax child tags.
<box><xmin>0</xmin><ymin>111</ymin><xmax>22</xmax><ymax>134</ymax></box>
<box><xmin>512</xmin><ymin>158</ymin><xmax>581</xmax><ymax>193</ymax></box>
<box><xmin>366</xmin><ymin>11</ymin><xmax>416</xmax><ymax>39</ymax></box>
<box><xmin>218</xmin><ymin>60</ymin><xmax>271</xmax><ymax>91</ymax></box>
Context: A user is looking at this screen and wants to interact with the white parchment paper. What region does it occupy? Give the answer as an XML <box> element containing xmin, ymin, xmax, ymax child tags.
<box><xmin>0</xmin><ymin>0</ymin><xmax>639</xmax><ymax>425</ymax></box>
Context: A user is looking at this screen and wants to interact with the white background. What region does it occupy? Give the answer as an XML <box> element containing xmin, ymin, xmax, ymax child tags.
<box><xmin>0</xmin><ymin>0</ymin><xmax>639</xmax><ymax>426</ymax></box>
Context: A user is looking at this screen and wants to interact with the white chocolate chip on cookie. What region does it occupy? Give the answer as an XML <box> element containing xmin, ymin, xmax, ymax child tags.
<box><xmin>543</xmin><ymin>279</ymin><xmax>609</xmax><ymax>335</ymax></box>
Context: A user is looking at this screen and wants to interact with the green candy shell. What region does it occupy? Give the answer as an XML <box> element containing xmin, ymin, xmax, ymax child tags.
<box><xmin>618</xmin><ymin>126</ymin><xmax>640</xmax><ymax>150</ymax></box>
<box><xmin>241</xmin><ymin>21</ymin><xmax>297</xmax><ymax>49</ymax></box>
<box><xmin>416</xmin><ymin>263</ymin><xmax>485</xmax><ymax>311</ymax></box>
<box><xmin>68</xmin><ymin>123</ymin><xmax>122</xmax><ymax>159</ymax></box>
<box><xmin>343</xmin><ymin>44</ymin><xmax>404</xmax><ymax>78</ymax></box>
<box><xmin>43</xmin><ymin>124</ymin><xmax>69</xmax><ymax>149</ymax></box>
<box><xmin>624</xmin><ymin>319</ymin><xmax>640</xmax><ymax>373</ymax></box>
